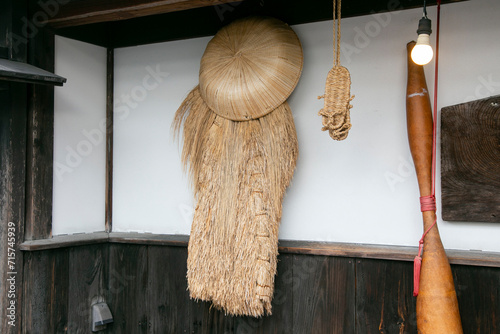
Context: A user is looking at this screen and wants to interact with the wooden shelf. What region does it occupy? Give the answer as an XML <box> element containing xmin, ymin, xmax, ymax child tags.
<box><xmin>108</xmin><ymin>232</ymin><xmax>189</xmax><ymax>246</ymax></box>
<box><xmin>20</xmin><ymin>232</ymin><xmax>500</xmax><ymax>268</ymax></box>
<box><xmin>51</xmin><ymin>0</ymin><xmax>469</xmax><ymax>48</ymax></box>
<box><xmin>0</xmin><ymin>58</ymin><xmax>67</xmax><ymax>86</ymax></box>
<box><xmin>19</xmin><ymin>232</ymin><xmax>109</xmax><ymax>250</ymax></box>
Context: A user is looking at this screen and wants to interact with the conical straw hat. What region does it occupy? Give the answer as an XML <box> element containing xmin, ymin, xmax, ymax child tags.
<box><xmin>199</xmin><ymin>16</ymin><xmax>303</xmax><ymax>121</ymax></box>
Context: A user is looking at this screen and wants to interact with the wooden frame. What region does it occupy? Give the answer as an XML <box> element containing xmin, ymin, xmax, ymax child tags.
<box><xmin>3</xmin><ymin>0</ymin><xmax>497</xmax><ymax>332</ymax></box>
<box><xmin>19</xmin><ymin>232</ymin><xmax>500</xmax><ymax>268</ymax></box>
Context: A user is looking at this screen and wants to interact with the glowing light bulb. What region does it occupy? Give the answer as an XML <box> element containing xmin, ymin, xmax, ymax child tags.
<box><xmin>411</xmin><ymin>34</ymin><xmax>433</xmax><ymax>65</ymax></box>
<box><xmin>411</xmin><ymin>17</ymin><xmax>433</xmax><ymax>65</ymax></box>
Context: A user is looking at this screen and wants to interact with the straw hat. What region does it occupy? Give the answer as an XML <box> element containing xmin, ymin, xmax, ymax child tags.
<box><xmin>199</xmin><ymin>16</ymin><xmax>303</xmax><ymax>121</ymax></box>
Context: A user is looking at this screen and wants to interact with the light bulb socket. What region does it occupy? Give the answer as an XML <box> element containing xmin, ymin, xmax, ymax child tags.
<box><xmin>417</xmin><ymin>17</ymin><xmax>432</xmax><ymax>35</ymax></box>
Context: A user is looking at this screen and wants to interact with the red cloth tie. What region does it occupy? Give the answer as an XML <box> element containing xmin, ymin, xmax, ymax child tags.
<box><xmin>420</xmin><ymin>195</ymin><xmax>436</xmax><ymax>212</ymax></box>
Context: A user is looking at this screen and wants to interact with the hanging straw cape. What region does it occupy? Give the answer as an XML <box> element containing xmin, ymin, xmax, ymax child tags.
<box><xmin>173</xmin><ymin>16</ymin><xmax>303</xmax><ymax>317</ymax></box>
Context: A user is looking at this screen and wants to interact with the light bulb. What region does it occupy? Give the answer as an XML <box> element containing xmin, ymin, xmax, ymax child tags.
<box><xmin>411</xmin><ymin>34</ymin><xmax>433</xmax><ymax>65</ymax></box>
<box><xmin>411</xmin><ymin>16</ymin><xmax>433</xmax><ymax>65</ymax></box>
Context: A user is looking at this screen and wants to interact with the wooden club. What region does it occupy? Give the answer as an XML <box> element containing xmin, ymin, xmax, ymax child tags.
<box><xmin>406</xmin><ymin>41</ymin><xmax>463</xmax><ymax>333</ymax></box>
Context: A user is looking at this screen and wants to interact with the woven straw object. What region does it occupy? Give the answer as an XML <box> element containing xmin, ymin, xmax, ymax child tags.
<box><xmin>199</xmin><ymin>16</ymin><xmax>303</xmax><ymax>121</ymax></box>
<box><xmin>319</xmin><ymin>66</ymin><xmax>353</xmax><ymax>140</ymax></box>
<box><xmin>173</xmin><ymin>17</ymin><xmax>302</xmax><ymax>317</ymax></box>
<box><xmin>318</xmin><ymin>0</ymin><xmax>354</xmax><ymax>140</ymax></box>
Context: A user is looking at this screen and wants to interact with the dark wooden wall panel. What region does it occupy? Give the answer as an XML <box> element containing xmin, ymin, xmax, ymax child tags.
<box><xmin>147</xmin><ymin>246</ymin><xmax>192</xmax><ymax>332</ymax></box>
<box><xmin>20</xmin><ymin>243</ymin><xmax>500</xmax><ymax>333</ymax></box>
<box><xmin>453</xmin><ymin>264</ymin><xmax>500</xmax><ymax>332</ymax></box>
<box><xmin>67</xmin><ymin>245</ymin><xmax>109</xmax><ymax>333</ymax></box>
<box><xmin>293</xmin><ymin>255</ymin><xmax>355</xmax><ymax>334</ymax></box>
<box><xmin>233</xmin><ymin>254</ymin><xmax>294</xmax><ymax>334</ymax></box>
<box><xmin>198</xmin><ymin>305</ymin><xmax>235</xmax><ymax>334</ymax></box>
<box><xmin>22</xmin><ymin>249</ymin><xmax>69</xmax><ymax>334</ymax></box>
<box><xmin>50</xmin><ymin>250</ymin><xmax>70</xmax><ymax>333</ymax></box>
<box><xmin>356</xmin><ymin>259</ymin><xmax>416</xmax><ymax>334</ymax></box>
<box><xmin>23</xmin><ymin>251</ymin><xmax>55</xmax><ymax>333</ymax></box>
<box><xmin>108</xmin><ymin>244</ymin><xmax>149</xmax><ymax>334</ymax></box>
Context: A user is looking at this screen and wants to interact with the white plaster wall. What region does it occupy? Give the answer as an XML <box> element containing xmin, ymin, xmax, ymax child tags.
<box><xmin>280</xmin><ymin>0</ymin><xmax>500</xmax><ymax>251</ymax></box>
<box><xmin>60</xmin><ymin>0</ymin><xmax>499</xmax><ymax>251</ymax></box>
<box><xmin>53</xmin><ymin>36</ymin><xmax>107</xmax><ymax>235</ymax></box>
<box><xmin>112</xmin><ymin>38</ymin><xmax>208</xmax><ymax>234</ymax></box>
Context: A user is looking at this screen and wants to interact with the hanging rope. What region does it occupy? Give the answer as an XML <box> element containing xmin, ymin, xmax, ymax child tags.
<box><xmin>413</xmin><ymin>0</ymin><xmax>441</xmax><ymax>297</ymax></box>
<box><xmin>318</xmin><ymin>0</ymin><xmax>354</xmax><ymax>141</ymax></box>
<box><xmin>333</xmin><ymin>0</ymin><xmax>341</xmax><ymax>67</ymax></box>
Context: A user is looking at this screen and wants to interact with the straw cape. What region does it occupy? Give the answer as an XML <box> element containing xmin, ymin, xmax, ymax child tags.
<box><xmin>173</xmin><ymin>16</ymin><xmax>303</xmax><ymax>317</ymax></box>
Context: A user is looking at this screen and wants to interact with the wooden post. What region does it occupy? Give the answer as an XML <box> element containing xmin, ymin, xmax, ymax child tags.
<box><xmin>25</xmin><ymin>25</ymin><xmax>55</xmax><ymax>241</ymax></box>
<box><xmin>0</xmin><ymin>1</ymin><xmax>28</xmax><ymax>333</ymax></box>
<box><xmin>105</xmin><ymin>48</ymin><xmax>114</xmax><ymax>233</ymax></box>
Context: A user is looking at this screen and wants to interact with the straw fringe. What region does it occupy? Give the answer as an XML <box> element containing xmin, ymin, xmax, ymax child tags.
<box><xmin>173</xmin><ymin>87</ymin><xmax>298</xmax><ymax>316</ymax></box>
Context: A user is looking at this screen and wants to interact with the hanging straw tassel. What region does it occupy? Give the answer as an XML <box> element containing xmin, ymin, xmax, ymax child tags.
<box><xmin>318</xmin><ymin>0</ymin><xmax>354</xmax><ymax>140</ymax></box>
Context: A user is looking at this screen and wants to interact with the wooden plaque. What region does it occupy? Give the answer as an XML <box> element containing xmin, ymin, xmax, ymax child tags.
<box><xmin>441</xmin><ymin>95</ymin><xmax>500</xmax><ymax>222</ymax></box>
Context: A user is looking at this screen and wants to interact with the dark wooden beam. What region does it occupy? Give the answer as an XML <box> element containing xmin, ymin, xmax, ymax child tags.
<box><xmin>19</xmin><ymin>232</ymin><xmax>500</xmax><ymax>268</ymax></box>
<box><xmin>0</xmin><ymin>84</ymin><xmax>27</xmax><ymax>333</ymax></box>
<box><xmin>105</xmin><ymin>48</ymin><xmax>113</xmax><ymax>233</ymax></box>
<box><xmin>46</xmin><ymin>0</ymin><xmax>242</xmax><ymax>28</ymax></box>
<box><xmin>279</xmin><ymin>241</ymin><xmax>500</xmax><ymax>268</ymax></box>
<box><xmin>108</xmin><ymin>232</ymin><xmax>190</xmax><ymax>247</ymax></box>
<box><xmin>0</xmin><ymin>0</ymin><xmax>28</xmax><ymax>332</ymax></box>
<box><xmin>24</xmin><ymin>18</ymin><xmax>55</xmax><ymax>241</ymax></box>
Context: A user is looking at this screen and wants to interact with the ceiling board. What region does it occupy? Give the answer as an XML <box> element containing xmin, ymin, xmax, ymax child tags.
<box><xmin>47</xmin><ymin>0</ymin><xmax>242</xmax><ymax>28</ymax></box>
<box><xmin>51</xmin><ymin>0</ymin><xmax>468</xmax><ymax>48</ymax></box>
